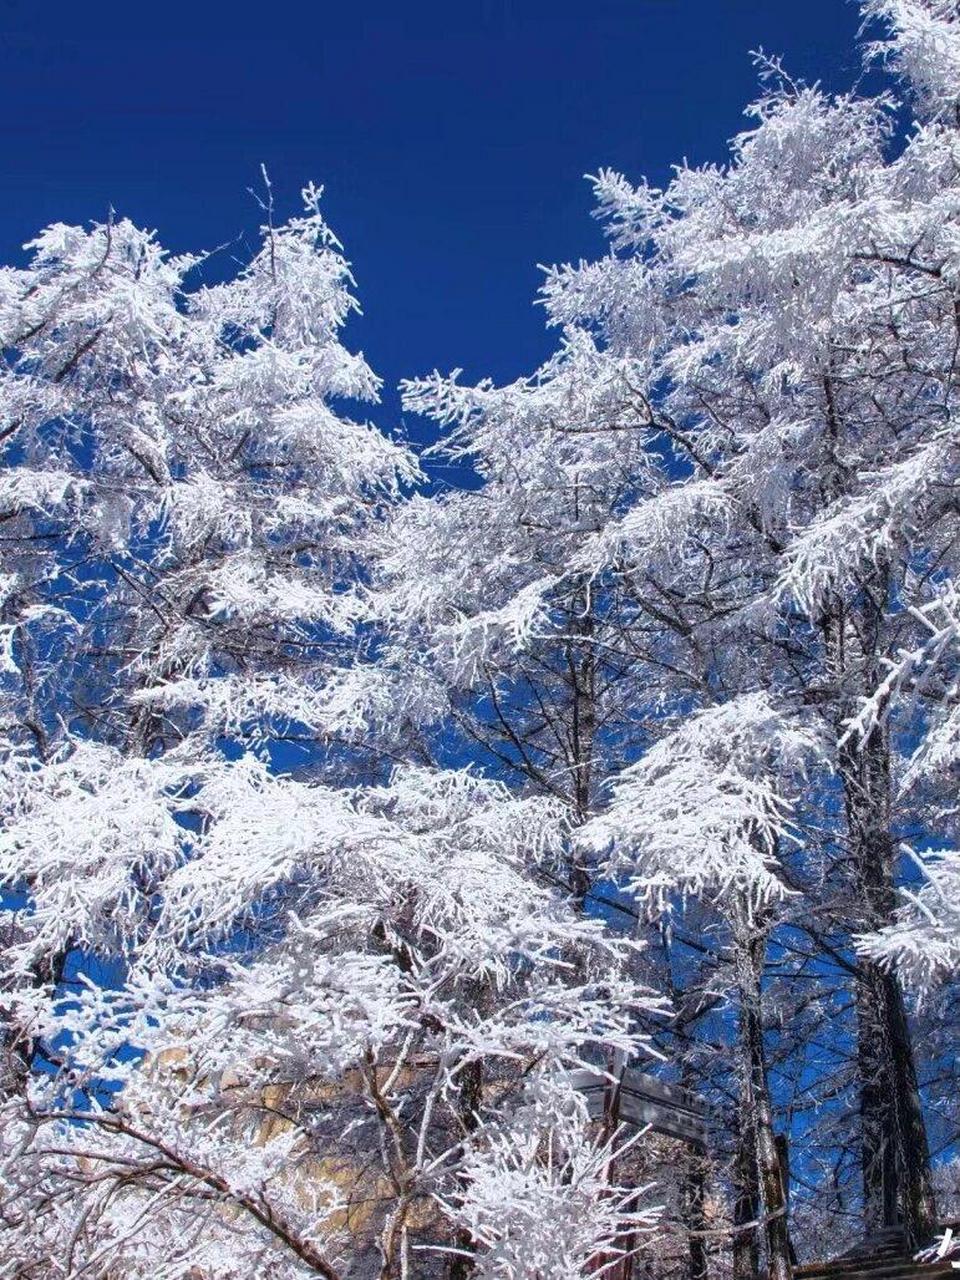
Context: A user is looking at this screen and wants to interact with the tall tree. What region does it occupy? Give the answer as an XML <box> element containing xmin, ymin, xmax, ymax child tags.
<box><xmin>0</xmin><ymin>193</ymin><xmax>664</xmax><ymax>1279</ymax></box>
<box><xmin>534</xmin><ymin>2</ymin><xmax>960</xmax><ymax>1242</ymax></box>
<box><xmin>389</xmin><ymin>0</ymin><xmax>960</xmax><ymax>1256</ymax></box>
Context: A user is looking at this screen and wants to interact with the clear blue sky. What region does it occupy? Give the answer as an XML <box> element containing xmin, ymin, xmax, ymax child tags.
<box><xmin>0</xmin><ymin>0</ymin><xmax>865</xmax><ymax>438</ymax></box>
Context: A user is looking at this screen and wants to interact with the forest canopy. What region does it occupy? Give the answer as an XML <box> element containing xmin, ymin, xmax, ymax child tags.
<box><xmin>3</xmin><ymin>3</ymin><xmax>960</xmax><ymax>1278</ymax></box>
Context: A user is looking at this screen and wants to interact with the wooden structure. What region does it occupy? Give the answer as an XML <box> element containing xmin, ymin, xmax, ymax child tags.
<box><xmin>566</xmin><ymin>1065</ymin><xmax>958</xmax><ymax>1280</ymax></box>
<box><xmin>794</xmin><ymin>1225</ymin><xmax>959</xmax><ymax>1280</ymax></box>
<box><xmin>564</xmin><ymin>1065</ymin><xmax>709</xmax><ymax>1148</ymax></box>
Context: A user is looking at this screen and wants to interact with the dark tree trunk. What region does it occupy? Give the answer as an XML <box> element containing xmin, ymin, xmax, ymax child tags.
<box><xmin>775</xmin><ymin>1134</ymin><xmax>798</xmax><ymax>1266</ymax></box>
<box><xmin>854</xmin><ymin>967</ymin><xmax>897</xmax><ymax>1234</ymax></box>
<box><xmin>565</xmin><ymin>584</ymin><xmax>598</xmax><ymax>906</ymax></box>
<box><xmin>838</xmin><ymin>716</ymin><xmax>935</xmax><ymax>1241</ymax></box>
<box><xmin>732</xmin><ymin>1092</ymin><xmax>760</xmax><ymax>1280</ymax></box>
<box><xmin>682</xmin><ymin>1148</ymin><xmax>710</xmax><ymax>1280</ymax></box>
<box><xmin>882</xmin><ymin>969</ymin><xmax>936</xmax><ymax>1245</ymax></box>
<box><xmin>734</xmin><ymin>921</ymin><xmax>793</xmax><ymax>1280</ymax></box>
<box><xmin>663</xmin><ymin>943</ymin><xmax>714</xmax><ymax>1280</ymax></box>
<box><xmin>825</xmin><ymin>599</ymin><xmax>936</xmax><ymax>1246</ymax></box>
<box><xmin>446</xmin><ymin>1057</ymin><xmax>483</xmax><ymax>1280</ymax></box>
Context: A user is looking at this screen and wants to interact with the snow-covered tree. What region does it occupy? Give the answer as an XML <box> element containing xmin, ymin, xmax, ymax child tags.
<box><xmin>526</xmin><ymin>0</ymin><xmax>960</xmax><ymax>1246</ymax></box>
<box><xmin>0</xmin><ymin>179</ymin><xmax>415</xmax><ymax>1094</ymax></box>
<box><xmin>578</xmin><ymin>694</ymin><xmax>823</xmax><ymax>1280</ymax></box>
<box><xmin>850</xmin><ymin>582</ymin><xmax>960</xmax><ymax>988</ymax></box>
<box><xmin>382</xmin><ymin>0</ymin><xmax>960</xmax><ymax>1259</ymax></box>
<box><xmin>7</xmin><ymin>1</ymin><xmax>960</xmax><ymax>1275</ymax></box>
<box><xmin>2</xmin><ymin>760</ymin><xmax>660</xmax><ymax>1279</ymax></box>
<box><xmin>0</xmin><ymin>192</ymin><xmax>664</xmax><ymax>1279</ymax></box>
<box><xmin>380</xmin><ymin>331</ymin><xmax>666</xmax><ymax>835</ymax></box>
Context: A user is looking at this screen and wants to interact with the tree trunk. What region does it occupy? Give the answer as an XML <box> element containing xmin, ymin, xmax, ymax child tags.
<box><xmin>682</xmin><ymin>1148</ymin><xmax>710</xmax><ymax>1280</ymax></box>
<box><xmin>882</xmin><ymin>969</ymin><xmax>936</xmax><ymax>1246</ymax></box>
<box><xmin>446</xmin><ymin>1057</ymin><xmax>483</xmax><ymax>1280</ymax></box>
<box><xmin>565</xmin><ymin>583</ymin><xmax>598</xmax><ymax>904</ymax></box>
<box><xmin>734</xmin><ymin>919</ymin><xmax>793</xmax><ymax>1280</ymax></box>
<box><xmin>826</xmin><ymin>601</ymin><xmax>936</xmax><ymax>1246</ymax></box>
<box><xmin>839</xmin><ymin>715</ymin><xmax>935</xmax><ymax>1243</ymax></box>
<box><xmin>732</xmin><ymin>1092</ymin><xmax>760</xmax><ymax>1280</ymax></box>
<box><xmin>776</xmin><ymin>1135</ymin><xmax>798</xmax><ymax>1266</ymax></box>
<box><xmin>854</xmin><ymin>967</ymin><xmax>897</xmax><ymax>1234</ymax></box>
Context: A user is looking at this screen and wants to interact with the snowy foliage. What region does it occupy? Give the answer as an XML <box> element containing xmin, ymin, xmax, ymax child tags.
<box><xmin>846</xmin><ymin>581</ymin><xmax>960</xmax><ymax>986</ymax></box>
<box><xmin>6</xmin><ymin>0</ymin><xmax>960</xmax><ymax>1273</ymax></box>
<box><xmin>442</xmin><ymin>1082</ymin><xmax>659</xmax><ymax>1280</ymax></box>
<box><xmin>0</xmin><ymin>188</ymin><xmax>662</xmax><ymax>1279</ymax></box>
<box><xmin>579</xmin><ymin>694</ymin><xmax>821</xmax><ymax>913</ymax></box>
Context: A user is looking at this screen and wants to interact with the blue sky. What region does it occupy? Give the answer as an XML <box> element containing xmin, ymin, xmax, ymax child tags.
<box><xmin>0</xmin><ymin>0</ymin><xmax>865</xmax><ymax>439</ymax></box>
